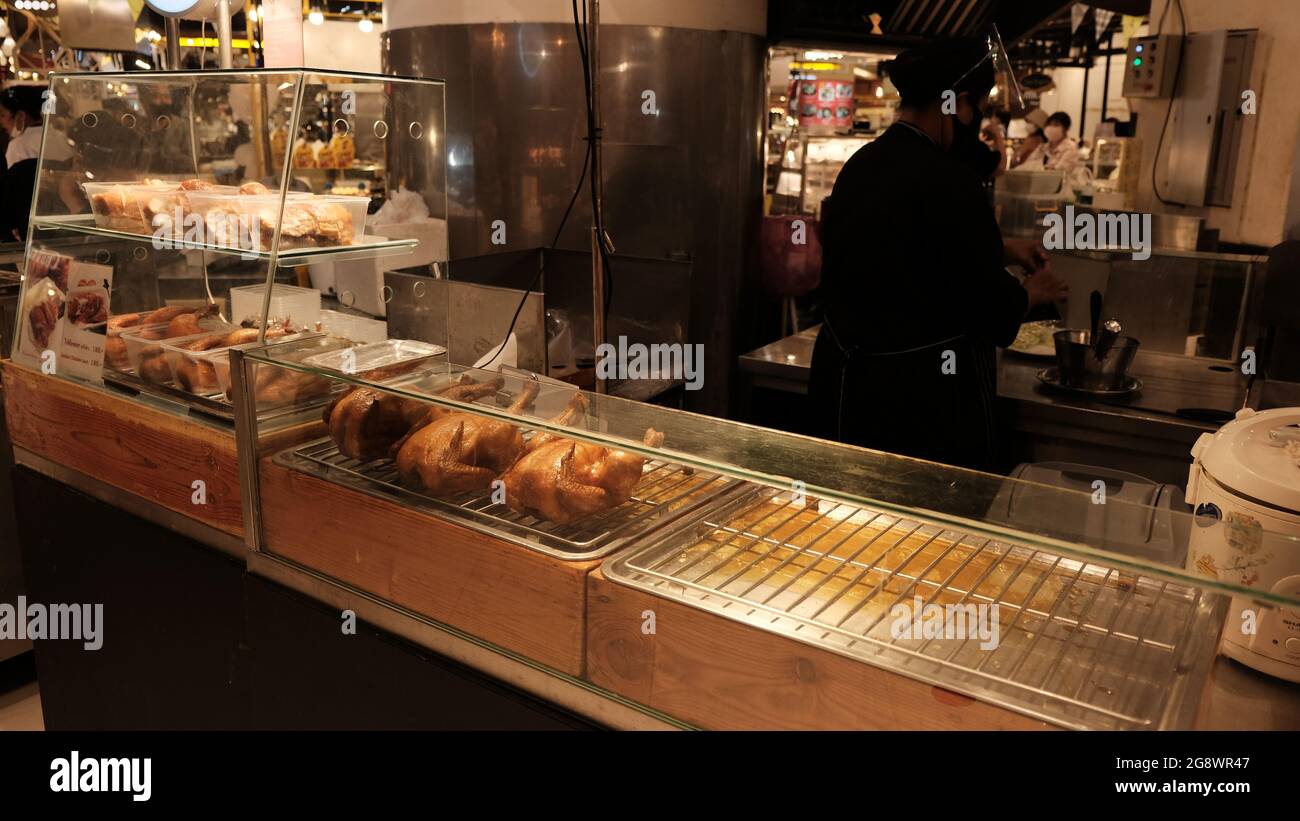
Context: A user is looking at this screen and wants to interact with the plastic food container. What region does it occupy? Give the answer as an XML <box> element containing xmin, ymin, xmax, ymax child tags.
<box><xmin>83</xmin><ymin>182</ymin><xmax>181</xmax><ymax>234</ymax></box>
<box><xmin>83</xmin><ymin>182</ymin><xmax>248</xmax><ymax>236</ymax></box>
<box><xmin>166</xmin><ymin>329</ymin><xmax>321</xmax><ymax>398</ymax></box>
<box><xmin>187</xmin><ymin>191</ymin><xmax>368</xmax><ymax>251</ymax></box>
<box><xmin>146</xmin><ymin>319</ymin><xmax>243</xmax><ymax>387</ymax></box>
<box><xmin>318</xmin><ymin>309</ymin><xmax>388</xmax><ymax>344</ymax></box>
<box><xmin>229</xmin><ymin>283</ymin><xmax>321</xmax><ymax>331</ymax></box>
<box><xmin>118</xmin><ymin>323</ymin><xmax>173</xmax><ymax>374</ymax></box>
<box><xmin>157</xmin><ymin>324</ymin><xmax>246</xmax><ymax>393</ymax></box>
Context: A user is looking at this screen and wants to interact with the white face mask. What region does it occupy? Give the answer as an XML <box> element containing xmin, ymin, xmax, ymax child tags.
<box><xmin>1045</xmin><ymin>124</ymin><xmax>1065</xmax><ymax>143</ymax></box>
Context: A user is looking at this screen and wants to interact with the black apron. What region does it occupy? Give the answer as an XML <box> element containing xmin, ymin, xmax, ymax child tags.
<box><xmin>809</xmin><ymin>315</ymin><xmax>1000</xmax><ymax>473</ymax></box>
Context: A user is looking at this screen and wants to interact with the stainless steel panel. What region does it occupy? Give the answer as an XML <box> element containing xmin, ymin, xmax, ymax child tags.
<box><xmin>1166</xmin><ymin>31</ymin><xmax>1227</xmax><ymax>206</ymax></box>
<box><xmin>1206</xmin><ymin>31</ymin><xmax>1257</xmax><ymax>207</ymax></box>
<box><xmin>385</xmin><ymin>23</ymin><xmax>766</xmax><ymax>415</ymax></box>
<box><xmin>55</xmin><ymin>0</ymin><xmax>139</xmax><ymax>53</ymax></box>
<box><xmin>383</xmin><ymin>272</ymin><xmax>546</xmax><ymax>372</ymax></box>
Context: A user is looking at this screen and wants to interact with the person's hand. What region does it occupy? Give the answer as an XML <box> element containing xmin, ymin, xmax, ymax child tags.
<box><xmin>1023</xmin><ymin>269</ymin><xmax>1069</xmax><ymax>308</ymax></box>
<box><xmin>1004</xmin><ymin>238</ymin><xmax>1051</xmax><ymax>274</ymax></box>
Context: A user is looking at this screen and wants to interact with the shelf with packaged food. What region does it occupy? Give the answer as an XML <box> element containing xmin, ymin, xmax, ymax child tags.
<box><xmin>6</xmin><ymin>68</ymin><xmax>448</xmax><ymax>540</ymax></box>
<box><xmin>29</xmin><ymin>216</ymin><xmax>419</xmax><ymax>267</ymax></box>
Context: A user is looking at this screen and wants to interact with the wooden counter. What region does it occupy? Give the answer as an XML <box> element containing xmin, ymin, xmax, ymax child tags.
<box><xmin>258</xmin><ymin>457</ymin><xmax>602</xmax><ymax>677</ymax></box>
<box><xmin>2</xmin><ymin>361</ymin><xmax>246</xmax><ymax>537</ymax></box>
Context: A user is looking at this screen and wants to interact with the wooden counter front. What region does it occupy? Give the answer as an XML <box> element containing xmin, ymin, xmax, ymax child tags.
<box><xmin>586</xmin><ymin>568</ymin><xmax>1055</xmax><ymax>730</ymax></box>
<box><xmin>258</xmin><ymin>457</ymin><xmax>601</xmax><ymax>677</ymax></box>
<box><xmin>2</xmin><ymin>362</ymin><xmax>245</xmax><ymax>537</ymax></box>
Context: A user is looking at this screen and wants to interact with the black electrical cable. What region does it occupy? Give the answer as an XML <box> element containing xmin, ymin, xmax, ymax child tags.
<box><xmin>574</xmin><ymin>0</ymin><xmax>615</xmax><ymax>324</ymax></box>
<box><xmin>1152</xmin><ymin>0</ymin><xmax>1189</xmax><ymax>207</ymax></box>
<box><xmin>480</xmin><ymin>0</ymin><xmax>597</xmax><ymax>368</ymax></box>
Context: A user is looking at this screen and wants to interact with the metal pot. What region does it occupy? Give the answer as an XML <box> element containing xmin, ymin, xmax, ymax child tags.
<box><xmin>1053</xmin><ymin>329</ymin><xmax>1140</xmax><ymax>390</ymax></box>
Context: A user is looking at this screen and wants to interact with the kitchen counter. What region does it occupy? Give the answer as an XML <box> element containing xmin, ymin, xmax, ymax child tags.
<box><xmin>736</xmin><ymin>325</ymin><xmax>1282</xmax><ymax>485</ymax></box>
<box><xmin>739</xmin><ymin>325</ymin><xmax>1242</xmax><ymax>432</ymax></box>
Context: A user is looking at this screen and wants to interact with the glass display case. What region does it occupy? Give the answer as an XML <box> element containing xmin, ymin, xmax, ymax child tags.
<box><xmin>236</xmin><ymin>343</ymin><xmax>1300</xmax><ymax>729</ymax></box>
<box><xmin>9</xmin><ymin>68</ymin><xmax>448</xmax><ymax>423</ymax></box>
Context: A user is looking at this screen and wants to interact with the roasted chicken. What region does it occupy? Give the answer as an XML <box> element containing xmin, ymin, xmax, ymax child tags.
<box><xmin>323</xmin><ymin>388</ymin><xmax>430</xmax><ymax>461</ymax></box>
<box><xmin>324</xmin><ymin>374</ymin><xmax>504</xmax><ymax>462</ymax></box>
<box><xmin>501</xmin><ymin>425</ymin><xmax>665</xmax><ymax>524</ymax></box>
<box><xmin>394</xmin><ymin>377</ymin><xmax>540</xmax><ymax>497</ymax></box>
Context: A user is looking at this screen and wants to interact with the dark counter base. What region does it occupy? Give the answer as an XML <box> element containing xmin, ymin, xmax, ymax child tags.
<box><xmin>13</xmin><ymin>466</ymin><xmax>597</xmax><ymax>731</ymax></box>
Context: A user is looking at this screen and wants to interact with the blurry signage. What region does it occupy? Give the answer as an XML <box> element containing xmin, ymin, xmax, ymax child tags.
<box><xmin>789</xmin><ymin>62</ymin><xmax>839</xmax><ymax>71</ymax></box>
<box><xmin>57</xmin><ymin>0</ymin><xmax>139</xmax><ymax>52</ymax></box>
<box><xmin>795</xmin><ymin>79</ymin><xmax>854</xmax><ymax>129</ymax></box>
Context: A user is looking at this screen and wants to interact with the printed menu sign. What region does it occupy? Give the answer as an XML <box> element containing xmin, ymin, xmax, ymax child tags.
<box><xmin>17</xmin><ymin>250</ymin><xmax>114</xmax><ymax>382</ymax></box>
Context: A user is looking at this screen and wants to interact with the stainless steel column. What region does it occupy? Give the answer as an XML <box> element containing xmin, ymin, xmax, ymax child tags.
<box><xmin>384</xmin><ymin>20</ymin><xmax>766</xmax><ymax>415</ymax></box>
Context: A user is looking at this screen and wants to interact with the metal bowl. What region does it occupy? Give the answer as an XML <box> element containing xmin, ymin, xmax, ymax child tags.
<box><xmin>1052</xmin><ymin>329</ymin><xmax>1140</xmax><ymax>391</ymax></box>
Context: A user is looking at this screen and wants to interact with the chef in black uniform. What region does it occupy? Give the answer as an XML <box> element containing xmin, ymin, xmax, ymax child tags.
<box><xmin>809</xmin><ymin>38</ymin><xmax>1068</xmax><ymax>473</ymax></box>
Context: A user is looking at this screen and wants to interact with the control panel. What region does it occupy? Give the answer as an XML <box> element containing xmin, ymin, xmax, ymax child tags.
<box><xmin>1122</xmin><ymin>34</ymin><xmax>1183</xmax><ymax>98</ymax></box>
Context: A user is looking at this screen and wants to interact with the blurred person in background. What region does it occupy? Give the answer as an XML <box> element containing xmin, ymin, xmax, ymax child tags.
<box><xmin>0</xmin><ymin>84</ymin><xmax>71</xmax><ymax>240</ymax></box>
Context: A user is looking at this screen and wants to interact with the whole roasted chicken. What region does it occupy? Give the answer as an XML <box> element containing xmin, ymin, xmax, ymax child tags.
<box><xmin>501</xmin><ymin>392</ymin><xmax>664</xmax><ymax>524</ymax></box>
<box><xmin>323</xmin><ymin>374</ymin><xmax>501</xmax><ymax>462</ymax></box>
<box><xmin>394</xmin><ymin>377</ymin><xmax>540</xmax><ymax>497</ymax></box>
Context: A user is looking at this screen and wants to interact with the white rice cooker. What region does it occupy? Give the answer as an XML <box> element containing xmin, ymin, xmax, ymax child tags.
<box><xmin>1185</xmin><ymin>407</ymin><xmax>1300</xmax><ymax>682</ymax></box>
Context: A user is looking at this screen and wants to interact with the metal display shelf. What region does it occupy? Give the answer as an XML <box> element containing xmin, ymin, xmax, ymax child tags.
<box><xmin>275</xmin><ymin>436</ymin><xmax>746</xmax><ymax>561</ymax></box>
<box><xmin>604</xmin><ymin>486</ymin><xmax>1226</xmax><ymax>730</ymax></box>
<box><xmin>31</xmin><ymin>215</ymin><xmax>418</xmax><ymax>267</ymax></box>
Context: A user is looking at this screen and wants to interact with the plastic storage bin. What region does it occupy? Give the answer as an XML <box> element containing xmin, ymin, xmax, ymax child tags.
<box><xmin>229</xmin><ymin>283</ymin><xmax>321</xmax><ymax>331</ymax></box>
<box><xmin>186</xmin><ymin>191</ymin><xmax>368</xmax><ymax>251</ymax></box>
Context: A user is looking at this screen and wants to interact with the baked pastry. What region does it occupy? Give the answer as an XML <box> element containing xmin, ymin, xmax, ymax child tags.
<box><xmin>307</xmin><ymin>202</ymin><xmax>354</xmax><ymax>245</ymax></box>
<box><xmin>105</xmin><ymin>336</ymin><xmax>129</xmax><ymax>370</ymax></box>
<box><xmin>239</xmin><ymin>181</ymin><xmax>269</xmax><ymax>195</ymax></box>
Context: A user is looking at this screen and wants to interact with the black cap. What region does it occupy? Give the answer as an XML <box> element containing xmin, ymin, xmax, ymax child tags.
<box><xmin>883</xmin><ymin>38</ymin><xmax>994</xmax><ymax>107</ymax></box>
<box><xmin>0</xmin><ymin>85</ymin><xmax>46</xmax><ymax>121</ymax></box>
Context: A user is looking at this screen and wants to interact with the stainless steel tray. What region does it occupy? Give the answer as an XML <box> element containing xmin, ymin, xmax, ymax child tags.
<box><xmin>274</xmin><ymin>436</ymin><xmax>746</xmax><ymax>561</ymax></box>
<box><xmin>301</xmin><ymin>339</ymin><xmax>446</xmax><ymax>381</ymax></box>
<box><xmin>604</xmin><ymin>486</ymin><xmax>1226</xmax><ymax>730</ymax></box>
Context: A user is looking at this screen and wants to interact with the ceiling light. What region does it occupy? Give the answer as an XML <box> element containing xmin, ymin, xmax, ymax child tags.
<box><xmin>358</xmin><ymin>16</ymin><xmax>373</xmax><ymax>33</ymax></box>
<box><xmin>135</xmin><ymin>58</ymin><xmax>151</xmax><ymax>70</ymax></box>
<box><xmin>308</xmin><ymin>9</ymin><xmax>324</xmax><ymax>25</ymax></box>
<box><xmin>247</xmin><ymin>6</ymin><xmax>258</xmax><ymax>22</ymax></box>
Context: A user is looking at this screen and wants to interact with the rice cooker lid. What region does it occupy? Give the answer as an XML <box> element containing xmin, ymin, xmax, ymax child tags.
<box><xmin>1193</xmin><ymin>407</ymin><xmax>1300</xmax><ymax>514</ymax></box>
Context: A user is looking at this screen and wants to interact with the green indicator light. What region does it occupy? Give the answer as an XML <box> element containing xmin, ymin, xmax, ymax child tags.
<box><xmin>1133</xmin><ymin>57</ymin><xmax>1143</xmax><ymax>67</ymax></box>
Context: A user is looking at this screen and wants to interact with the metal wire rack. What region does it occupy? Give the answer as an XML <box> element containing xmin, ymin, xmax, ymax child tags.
<box><xmin>275</xmin><ymin>436</ymin><xmax>744</xmax><ymax>560</ymax></box>
<box><xmin>604</xmin><ymin>487</ymin><xmax>1226</xmax><ymax>729</ymax></box>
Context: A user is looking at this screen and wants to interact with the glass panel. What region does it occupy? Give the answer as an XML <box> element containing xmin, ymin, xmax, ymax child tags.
<box><xmin>11</xmin><ymin>69</ymin><xmax>449</xmax><ymax>426</ymax></box>
<box><xmin>244</xmin><ymin>346</ymin><xmax>1300</xmax><ymax>612</ymax></box>
<box><xmin>1053</xmin><ymin>247</ymin><xmax>1260</xmax><ymax>363</ymax></box>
